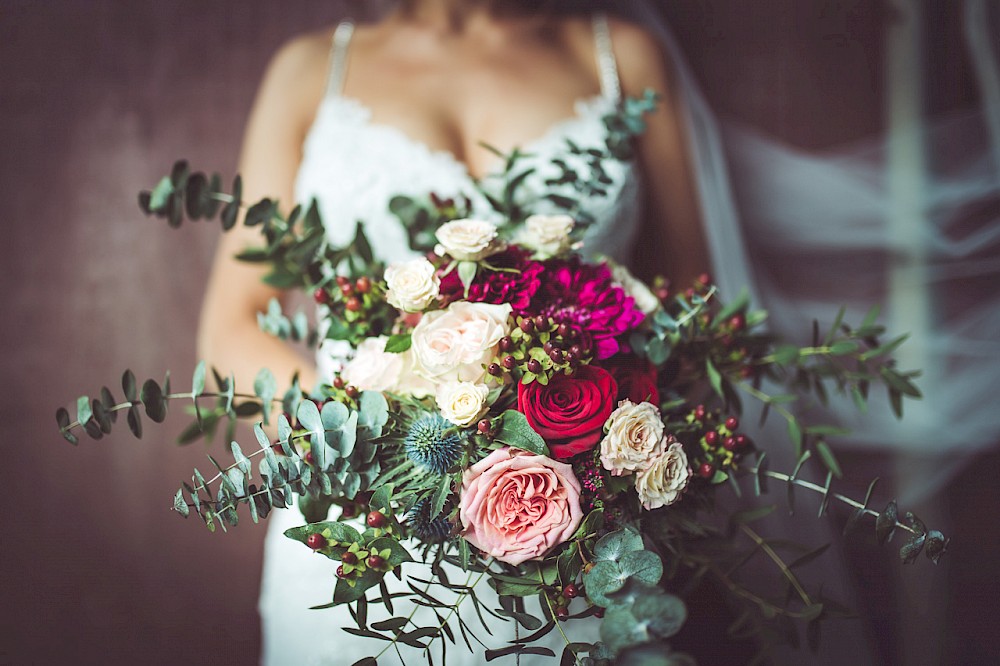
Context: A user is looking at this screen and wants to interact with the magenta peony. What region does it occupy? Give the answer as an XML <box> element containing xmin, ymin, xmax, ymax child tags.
<box><xmin>522</xmin><ymin>257</ymin><xmax>644</xmax><ymax>360</ymax></box>
<box><xmin>459</xmin><ymin>447</ymin><xmax>583</xmax><ymax>565</ymax></box>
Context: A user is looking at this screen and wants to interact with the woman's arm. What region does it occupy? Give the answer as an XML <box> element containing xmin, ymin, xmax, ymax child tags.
<box><xmin>611</xmin><ymin>19</ymin><xmax>710</xmax><ymax>288</ymax></box>
<box><xmin>198</xmin><ymin>33</ymin><xmax>330</xmax><ymax>397</ymax></box>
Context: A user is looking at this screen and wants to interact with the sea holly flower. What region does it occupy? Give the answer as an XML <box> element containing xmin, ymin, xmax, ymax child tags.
<box><xmin>459</xmin><ymin>447</ymin><xmax>582</xmax><ymax>565</ymax></box>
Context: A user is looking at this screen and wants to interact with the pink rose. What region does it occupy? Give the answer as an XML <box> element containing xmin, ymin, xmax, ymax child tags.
<box><xmin>459</xmin><ymin>447</ymin><xmax>583</xmax><ymax>565</ymax></box>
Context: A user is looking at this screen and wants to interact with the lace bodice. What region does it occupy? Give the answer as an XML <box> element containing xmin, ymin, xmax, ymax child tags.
<box><xmin>293</xmin><ymin>21</ymin><xmax>643</xmax><ymax>268</ymax></box>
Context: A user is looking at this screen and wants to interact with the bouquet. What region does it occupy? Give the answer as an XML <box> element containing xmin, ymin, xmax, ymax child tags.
<box><xmin>57</xmin><ymin>96</ymin><xmax>946</xmax><ymax>666</ymax></box>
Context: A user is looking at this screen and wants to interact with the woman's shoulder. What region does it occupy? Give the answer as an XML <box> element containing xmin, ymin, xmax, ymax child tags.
<box><xmin>605</xmin><ymin>14</ymin><xmax>678</xmax><ymax>97</ymax></box>
<box><xmin>555</xmin><ymin>13</ymin><xmax>675</xmax><ymax>98</ymax></box>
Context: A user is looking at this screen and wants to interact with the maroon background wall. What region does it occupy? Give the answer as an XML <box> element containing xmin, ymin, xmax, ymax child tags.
<box><xmin>0</xmin><ymin>2</ymin><xmax>988</xmax><ymax>665</ymax></box>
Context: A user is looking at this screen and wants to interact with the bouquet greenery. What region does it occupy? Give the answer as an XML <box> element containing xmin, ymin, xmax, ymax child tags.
<box><xmin>57</xmin><ymin>96</ymin><xmax>946</xmax><ymax>666</ymax></box>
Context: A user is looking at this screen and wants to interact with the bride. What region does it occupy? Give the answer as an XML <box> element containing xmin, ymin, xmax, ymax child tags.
<box><xmin>198</xmin><ymin>1</ymin><xmax>710</xmax><ymax>664</ymax></box>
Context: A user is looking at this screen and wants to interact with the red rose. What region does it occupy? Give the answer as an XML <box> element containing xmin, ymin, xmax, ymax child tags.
<box><xmin>601</xmin><ymin>354</ymin><xmax>660</xmax><ymax>406</ymax></box>
<box><xmin>517</xmin><ymin>365</ymin><xmax>618</xmax><ymax>459</ymax></box>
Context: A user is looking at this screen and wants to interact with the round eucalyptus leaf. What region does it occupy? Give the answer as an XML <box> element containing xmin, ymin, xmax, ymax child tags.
<box><xmin>593</xmin><ymin>529</ymin><xmax>645</xmax><ymax>564</ymax></box>
<box><xmin>631</xmin><ymin>593</ymin><xmax>687</xmax><ymax>639</ymax></box>
<box><xmin>583</xmin><ymin>560</ymin><xmax>624</xmax><ymax>607</ymax></box>
<box><xmin>600</xmin><ymin>605</ymin><xmax>645</xmax><ymax>654</ymax></box>
<box><xmin>618</xmin><ymin>550</ymin><xmax>664</xmax><ymax>587</ymax></box>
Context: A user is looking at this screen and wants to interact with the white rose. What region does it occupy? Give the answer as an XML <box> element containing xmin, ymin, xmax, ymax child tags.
<box><xmin>436</xmin><ymin>381</ymin><xmax>490</xmax><ymax>427</ymax></box>
<box><xmin>635</xmin><ymin>439</ymin><xmax>691</xmax><ymax>510</ymax></box>
<box><xmin>434</xmin><ymin>218</ymin><xmax>505</xmax><ymax>261</ymax></box>
<box><xmin>385</xmin><ymin>258</ymin><xmax>440</xmax><ymax>312</ymax></box>
<box><xmin>611</xmin><ymin>263</ymin><xmax>661</xmax><ymax>314</ymax></box>
<box><xmin>411</xmin><ymin>301</ymin><xmax>512</xmax><ymax>384</ymax></box>
<box><xmin>341</xmin><ymin>337</ymin><xmax>403</xmax><ymax>392</ymax></box>
<box><xmin>521</xmin><ymin>214</ymin><xmax>575</xmax><ymax>258</ymax></box>
<box><xmin>600</xmin><ymin>400</ymin><xmax>666</xmax><ymax>476</ymax></box>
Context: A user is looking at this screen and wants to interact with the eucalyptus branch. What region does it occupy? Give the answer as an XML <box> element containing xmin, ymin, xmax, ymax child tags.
<box><xmin>742</xmin><ymin>464</ymin><xmax>921</xmax><ymax>538</ymax></box>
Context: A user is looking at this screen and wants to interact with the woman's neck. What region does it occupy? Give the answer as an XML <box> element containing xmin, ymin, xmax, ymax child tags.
<box><xmin>398</xmin><ymin>0</ymin><xmax>494</xmax><ymax>34</ymax></box>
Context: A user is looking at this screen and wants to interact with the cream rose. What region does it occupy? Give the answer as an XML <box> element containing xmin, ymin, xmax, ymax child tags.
<box><xmin>340</xmin><ymin>337</ymin><xmax>403</xmax><ymax>392</ymax></box>
<box><xmin>635</xmin><ymin>438</ymin><xmax>691</xmax><ymax>510</ymax></box>
<box><xmin>611</xmin><ymin>263</ymin><xmax>661</xmax><ymax>315</ymax></box>
<box><xmin>410</xmin><ymin>301</ymin><xmax>512</xmax><ymax>384</ymax></box>
<box><xmin>460</xmin><ymin>447</ymin><xmax>582</xmax><ymax>565</ymax></box>
<box><xmin>521</xmin><ymin>214</ymin><xmax>575</xmax><ymax>258</ymax></box>
<box><xmin>600</xmin><ymin>399</ymin><xmax>666</xmax><ymax>476</ymax></box>
<box><xmin>436</xmin><ymin>381</ymin><xmax>490</xmax><ymax>427</ymax></box>
<box><xmin>385</xmin><ymin>258</ymin><xmax>440</xmax><ymax>313</ymax></box>
<box><xmin>434</xmin><ymin>218</ymin><xmax>505</xmax><ymax>261</ymax></box>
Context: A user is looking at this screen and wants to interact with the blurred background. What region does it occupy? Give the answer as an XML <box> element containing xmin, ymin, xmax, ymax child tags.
<box><xmin>1</xmin><ymin>1</ymin><xmax>996</xmax><ymax>664</ymax></box>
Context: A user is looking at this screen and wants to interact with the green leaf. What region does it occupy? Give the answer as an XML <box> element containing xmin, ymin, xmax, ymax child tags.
<box><xmin>148</xmin><ymin>176</ymin><xmax>173</xmax><ymax>210</ymax></box>
<box><xmin>122</xmin><ymin>369</ymin><xmax>137</xmax><ymax>402</ymax></box>
<box><xmin>814</xmin><ymin>440</ymin><xmax>843</xmax><ymax>478</ymax></box>
<box><xmin>787</xmin><ymin>419</ymin><xmax>803</xmax><ymax>458</ymax></box>
<box><xmin>582</xmin><ymin>560</ymin><xmax>624</xmax><ymax>607</ymax></box>
<box><xmin>828</xmin><ymin>340</ymin><xmax>859</xmax><ymax>355</ymax></box>
<box><xmin>457</xmin><ymin>261</ymin><xmax>478</xmax><ymax>298</ymax></box>
<box><xmin>141</xmin><ymin>379</ymin><xmax>167</xmax><ymax>423</ymax></box>
<box><xmin>593</xmin><ymin>529</ymin><xmax>644</xmax><ymax>563</ymax></box>
<box><xmin>76</xmin><ymin>395</ymin><xmax>93</xmax><ymax>428</ymax></box>
<box><xmin>876</xmin><ymin>500</ymin><xmax>898</xmax><ymax>545</ymax></box>
<box><xmin>617</xmin><ymin>550</ymin><xmax>663</xmax><ymax>587</ymax></box>
<box><xmin>368</xmin><ymin>536</ymin><xmax>414</xmax><ymax>568</ymax></box>
<box><xmin>56</xmin><ymin>407</ymin><xmax>78</xmax><ymax>445</ymax></box>
<box><xmin>254</xmin><ymin>368</ymin><xmax>277</xmax><ymax>425</ymax></box>
<box><xmin>705</xmin><ymin>358</ymin><xmax>723</xmax><ymax>397</ymax></box>
<box><xmin>192</xmin><ymin>361</ymin><xmax>206</xmax><ymax>396</ymax></box>
<box><xmin>430</xmin><ymin>472</ymin><xmax>451</xmax><ymax>517</ymax></box>
<box><xmin>493</xmin><ymin>410</ymin><xmax>548</xmax><ymax>455</ymax></box>
<box><xmin>772</xmin><ymin>345</ymin><xmax>800</xmax><ymax>366</ymax></box>
<box><xmin>173</xmin><ymin>488</ymin><xmax>190</xmax><ymax>517</ymax></box>
<box><xmin>127</xmin><ymin>404</ymin><xmax>142</xmax><ymax>438</ymax></box>
<box><xmin>384</xmin><ymin>334</ymin><xmax>412</xmax><ymax>353</ymax></box>
<box><xmin>924</xmin><ymin>530</ymin><xmax>949</xmax><ymax>564</ymax></box>
<box><xmin>900</xmin><ymin>533</ymin><xmax>926</xmax><ymax>564</ymax></box>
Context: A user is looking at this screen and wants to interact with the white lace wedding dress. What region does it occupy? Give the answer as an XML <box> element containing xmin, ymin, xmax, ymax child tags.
<box><xmin>259</xmin><ymin>16</ymin><xmax>644</xmax><ymax>666</ymax></box>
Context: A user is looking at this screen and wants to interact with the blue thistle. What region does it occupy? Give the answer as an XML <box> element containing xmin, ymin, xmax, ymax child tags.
<box><xmin>404</xmin><ymin>413</ymin><xmax>463</xmax><ymax>475</ymax></box>
<box><xmin>407</xmin><ymin>499</ymin><xmax>452</xmax><ymax>544</ymax></box>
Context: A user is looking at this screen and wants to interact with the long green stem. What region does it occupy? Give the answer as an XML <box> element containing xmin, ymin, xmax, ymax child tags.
<box><xmin>739</xmin><ymin>524</ymin><xmax>811</xmax><ymax>607</ymax></box>
<box><xmin>537</xmin><ymin>563</ymin><xmax>584</xmax><ymax>666</ymax></box>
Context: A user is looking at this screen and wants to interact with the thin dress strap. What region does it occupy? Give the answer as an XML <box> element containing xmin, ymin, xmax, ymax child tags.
<box><xmin>592</xmin><ymin>13</ymin><xmax>621</xmax><ymax>102</ymax></box>
<box><xmin>325</xmin><ymin>20</ymin><xmax>355</xmax><ymax>98</ymax></box>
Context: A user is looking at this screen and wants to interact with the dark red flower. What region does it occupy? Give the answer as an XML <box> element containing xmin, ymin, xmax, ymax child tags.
<box><xmin>599</xmin><ymin>354</ymin><xmax>660</xmax><ymax>406</ymax></box>
<box><xmin>438</xmin><ymin>247</ymin><xmax>543</xmax><ymax>310</ymax></box>
<box><xmin>517</xmin><ymin>365</ymin><xmax>618</xmax><ymax>459</ymax></box>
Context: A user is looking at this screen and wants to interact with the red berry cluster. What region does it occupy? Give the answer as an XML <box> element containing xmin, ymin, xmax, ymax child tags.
<box><xmin>548</xmin><ymin>581</ymin><xmax>584</xmax><ymax>621</ymax></box>
<box><xmin>488</xmin><ymin>316</ymin><xmax>592</xmax><ymax>384</ymax></box>
<box><xmin>690</xmin><ymin>405</ymin><xmax>753</xmax><ymax>480</ymax></box>
<box><xmin>312</xmin><ymin>275</ymin><xmax>395</xmax><ymax>343</ymax></box>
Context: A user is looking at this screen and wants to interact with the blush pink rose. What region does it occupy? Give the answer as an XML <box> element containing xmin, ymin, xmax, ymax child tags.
<box><xmin>459</xmin><ymin>447</ymin><xmax>583</xmax><ymax>565</ymax></box>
